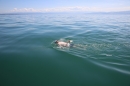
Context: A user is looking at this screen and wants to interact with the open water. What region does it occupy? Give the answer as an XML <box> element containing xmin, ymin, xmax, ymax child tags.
<box><xmin>0</xmin><ymin>13</ymin><xmax>130</xmax><ymax>86</ymax></box>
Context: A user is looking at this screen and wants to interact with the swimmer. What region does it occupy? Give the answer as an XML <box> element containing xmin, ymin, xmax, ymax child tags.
<box><xmin>55</xmin><ymin>40</ymin><xmax>73</xmax><ymax>47</ymax></box>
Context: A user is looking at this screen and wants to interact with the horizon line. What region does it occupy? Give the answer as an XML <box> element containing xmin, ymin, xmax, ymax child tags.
<box><xmin>0</xmin><ymin>10</ymin><xmax>130</xmax><ymax>15</ymax></box>
<box><xmin>1</xmin><ymin>6</ymin><xmax>130</xmax><ymax>14</ymax></box>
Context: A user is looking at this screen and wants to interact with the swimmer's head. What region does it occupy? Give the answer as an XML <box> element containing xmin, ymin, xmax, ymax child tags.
<box><xmin>68</xmin><ymin>40</ymin><xmax>73</xmax><ymax>43</ymax></box>
<box><xmin>68</xmin><ymin>40</ymin><xmax>70</xmax><ymax>43</ymax></box>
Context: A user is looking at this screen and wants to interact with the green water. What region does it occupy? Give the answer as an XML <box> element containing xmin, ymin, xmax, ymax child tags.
<box><xmin>0</xmin><ymin>13</ymin><xmax>130</xmax><ymax>86</ymax></box>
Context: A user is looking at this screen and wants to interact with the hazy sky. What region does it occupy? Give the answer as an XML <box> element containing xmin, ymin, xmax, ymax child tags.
<box><xmin>0</xmin><ymin>0</ymin><xmax>130</xmax><ymax>13</ymax></box>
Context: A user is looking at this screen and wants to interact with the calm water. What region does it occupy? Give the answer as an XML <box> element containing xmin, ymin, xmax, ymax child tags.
<box><xmin>0</xmin><ymin>13</ymin><xmax>130</xmax><ymax>86</ymax></box>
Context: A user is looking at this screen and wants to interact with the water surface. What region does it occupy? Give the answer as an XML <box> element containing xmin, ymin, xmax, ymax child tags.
<box><xmin>0</xmin><ymin>13</ymin><xmax>130</xmax><ymax>86</ymax></box>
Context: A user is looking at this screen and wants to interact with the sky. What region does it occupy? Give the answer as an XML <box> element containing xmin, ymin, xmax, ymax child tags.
<box><xmin>0</xmin><ymin>0</ymin><xmax>130</xmax><ymax>13</ymax></box>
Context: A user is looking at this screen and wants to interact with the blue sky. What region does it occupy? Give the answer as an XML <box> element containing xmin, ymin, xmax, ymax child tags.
<box><xmin>0</xmin><ymin>0</ymin><xmax>130</xmax><ymax>13</ymax></box>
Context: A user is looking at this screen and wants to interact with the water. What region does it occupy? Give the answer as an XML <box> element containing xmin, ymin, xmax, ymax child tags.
<box><xmin>0</xmin><ymin>13</ymin><xmax>130</xmax><ymax>86</ymax></box>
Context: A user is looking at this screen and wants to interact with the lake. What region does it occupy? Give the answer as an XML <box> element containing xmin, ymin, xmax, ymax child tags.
<box><xmin>0</xmin><ymin>13</ymin><xmax>130</xmax><ymax>86</ymax></box>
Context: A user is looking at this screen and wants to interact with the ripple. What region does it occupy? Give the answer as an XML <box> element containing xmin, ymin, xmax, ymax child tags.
<box><xmin>91</xmin><ymin>60</ymin><xmax>130</xmax><ymax>75</ymax></box>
